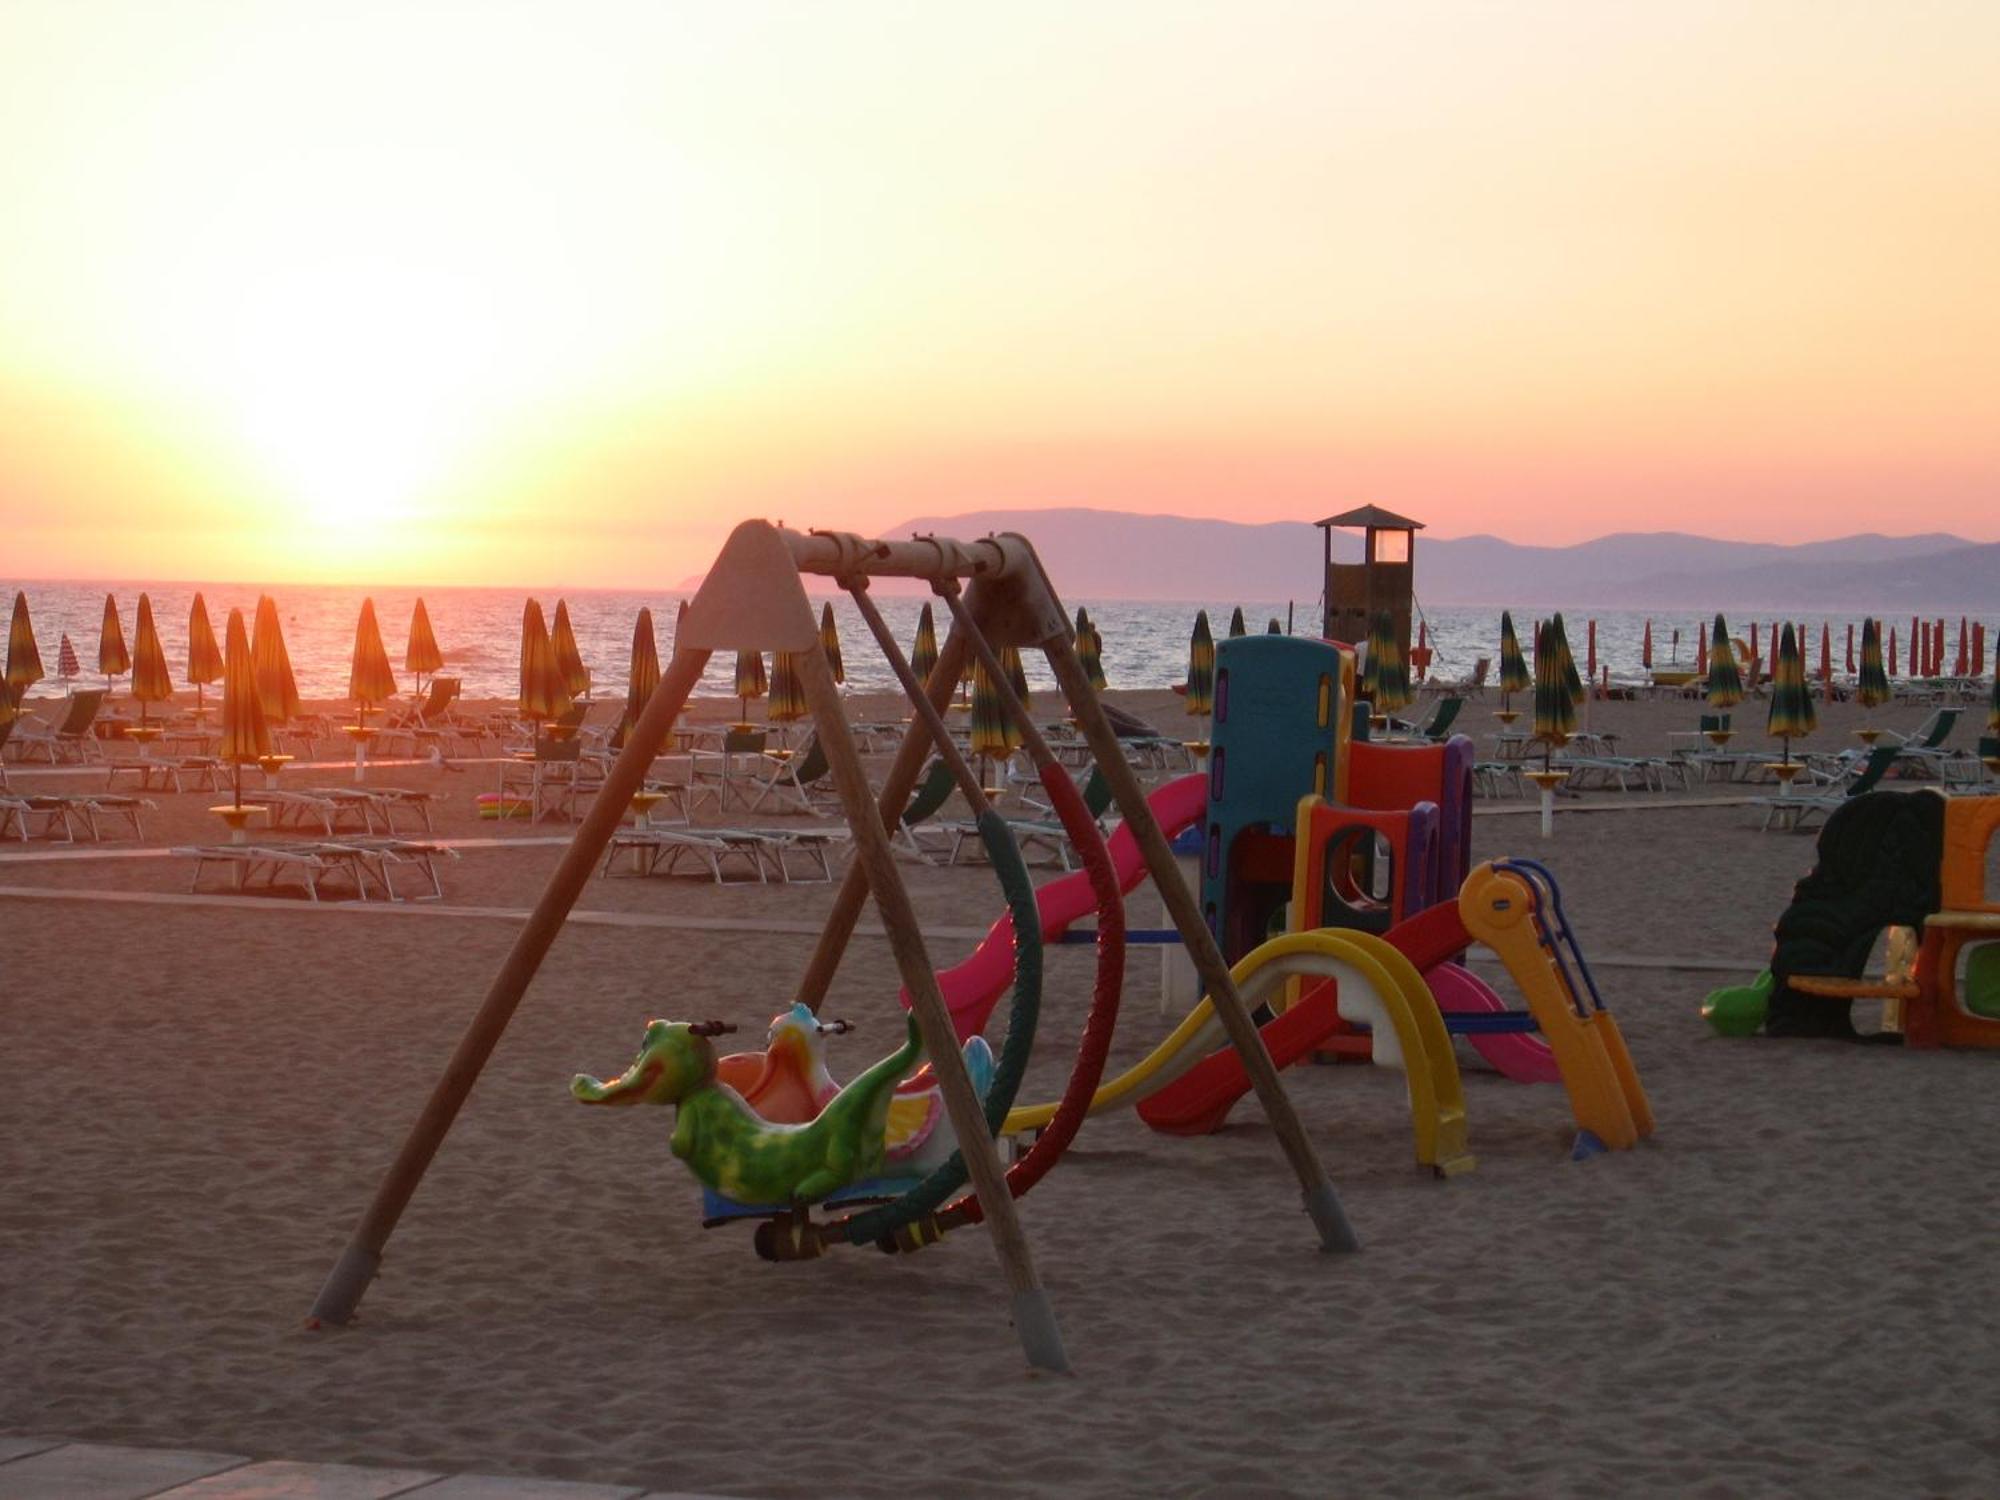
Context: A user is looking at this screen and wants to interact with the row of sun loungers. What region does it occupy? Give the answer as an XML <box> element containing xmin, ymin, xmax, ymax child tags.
<box><xmin>601</xmin><ymin>827</ymin><xmax>847</xmax><ymax>884</ymax></box>
<box><xmin>172</xmin><ymin>837</ymin><xmax>459</xmax><ymax>902</ymax></box>
<box><xmin>0</xmin><ymin>793</ymin><xmax>155</xmax><ymax>842</ymax></box>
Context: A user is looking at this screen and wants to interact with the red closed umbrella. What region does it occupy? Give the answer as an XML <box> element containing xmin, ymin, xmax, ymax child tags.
<box><xmin>1696</xmin><ymin>628</ymin><xmax>1708</xmax><ymax>676</ymax></box>
<box><xmin>1641</xmin><ymin>620</ymin><xmax>1652</xmax><ymax>670</ymax></box>
<box><xmin>1888</xmin><ymin>626</ymin><xmax>1899</xmax><ymax>676</ymax></box>
<box><xmin>1819</xmin><ymin>623</ymin><xmax>1831</xmax><ymax>696</ymax></box>
<box><xmin>1955</xmin><ymin>618</ymin><xmax>1968</xmax><ymax>678</ymax></box>
<box><xmin>1845</xmin><ymin>623</ymin><xmax>1854</xmax><ymax>676</ymax></box>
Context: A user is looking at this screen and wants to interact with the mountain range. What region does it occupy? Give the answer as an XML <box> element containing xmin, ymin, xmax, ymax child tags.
<box><xmin>875</xmin><ymin>508</ymin><xmax>1995</xmax><ymax>610</ymax></box>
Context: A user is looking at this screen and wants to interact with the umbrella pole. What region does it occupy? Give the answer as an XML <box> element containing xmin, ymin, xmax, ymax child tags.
<box><xmin>309</xmin><ymin>642</ymin><xmax>714</xmax><ymax>1330</ymax></box>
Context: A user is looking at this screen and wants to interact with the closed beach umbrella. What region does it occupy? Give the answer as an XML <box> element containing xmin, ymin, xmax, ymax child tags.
<box><xmin>1888</xmin><ymin>625</ymin><xmax>1898</xmax><ymax>677</ymax></box>
<box><xmin>1551</xmin><ymin>613</ymin><xmax>1582</xmax><ymax>705</ymax></box>
<box><xmin>768</xmin><ymin>652</ymin><xmax>808</xmax><ymax>725</ymax></box>
<box><xmin>0</xmin><ymin>677</ymin><xmax>14</xmax><ymax>729</ymax></box>
<box><xmin>733</xmin><ymin>648</ymin><xmax>766</xmax><ymax>726</ymax></box>
<box><xmin>1696</xmin><ymin>626</ymin><xmax>1708</xmax><ymax>678</ymax></box>
<box><xmin>968</xmin><ymin>657</ymin><xmax>1019</xmax><ymax>776</ymax></box>
<box><xmin>1186</xmin><ymin>610</ymin><xmax>1216</xmax><ymax>718</ymax></box>
<box><xmin>57</xmin><ymin>633</ymin><xmax>80</xmax><ymax>682</ymax></box>
<box><xmin>6</xmin><ymin>592</ymin><xmax>44</xmax><ymax>698</ymax></box>
<box><xmin>251</xmin><ymin>596</ymin><xmax>303</xmax><ymax>727</ymax></box>
<box><xmin>1586</xmin><ymin>618</ymin><xmax>1597</xmax><ymax>691</ymax></box>
<box><xmin>911</xmin><ymin>603</ymin><xmax>940</xmax><ymax>685</ymax></box>
<box><xmin>99</xmin><ymin>594</ymin><xmax>130</xmax><ymax>685</ymax></box>
<box><xmin>1845</xmin><ymin>623</ymin><xmax>1856</xmax><ymax>676</ymax></box>
<box><xmin>1767</xmin><ymin>623</ymin><xmax>1816</xmax><ymax>762</ymax></box>
<box><xmin>405</xmin><ymin>598</ymin><xmax>444</xmax><ymax>687</ymax></box>
<box><xmin>1641</xmin><ymin>619</ymin><xmax>1653</xmax><ymax>670</ymax></box>
<box><xmin>819</xmin><ymin>603</ymin><xmax>844</xmax><ymax>686</ymax></box>
<box><xmin>1498</xmin><ymin>611</ymin><xmax>1530</xmax><ymax>704</ymax></box>
<box><xmin>551</xmin><ymin>599</ymin><xmax>591</xmax><ymax>700</ymax></box>
<box><xmin>518</xmin><ymin>599</ymin><xmax>569</xmax><ymax>723</ymax></box>
<box><xmin>1002</xmin><ymin>644</ymin><xmax>1031</xmax><ymax>714</ymax></box>
<box><xmin>1990</xmin><ymin>662</ymin><xmax>2000</xmax><ymax>736</ymax></box>
<box><xmin>219</xmin><ymin>607</ymin><xmax>269</xmax><ymax>807</ymax></box>
<box><xmin>129</xmin><ymin>593</ymin><xmax>174</xmax><ymax>725</ymax></box>
<box><xmin>1705</xmin><ymin>615</ymin><xmax>1743</xmax><ymax>711</ymax></box>
<box><xmin>622</xmin><ymin>607</ymin><xmax>661</xmax><ymax>745</ymax></box>
<box><xmin>1228</xmin><ymin>606</ymin><xmax>1248</xmax><ymax>639</ymax></box>
<box><xmin>1748</xmin><ymin>622</ymin><xmax>1759</xmax><ymax>669</ymax></box>
<box><xmin>186</xmin><ymin>593</ymin><xmax>223</xmax><ymax>718</ymax></box>
<box><xmin>1956</xmin><ymin>618</ymin><xmax>1969</xmax><ymax>678</ymax></box>
<box><xmin>1074</xmin><ymin>607</ymin><xmax>1107</xmax><ymax>692</ymax></box>
<box><xmin>1857</xmin><ymin>619</ymin><xmax>1890</xmax><ymax>712</ymax></box>
<box><xmin>348</xmin><ymin>598</ymin><xmax>398</xmax><ymax>726</ymax></box>
<box><xmin>1818</xmin><ymin>623</ymin><xmax>1832</xmax><ymax>697</ymax></box>
<box><xmin>1266</xmin><ymin>618</ymin><xmax>1282</xmax><ymax>634</ymax></box>
<box><xmin>1532</xmin><ymin>620</ymin><xmax>1576</xmax><ymax>764</ymax></box>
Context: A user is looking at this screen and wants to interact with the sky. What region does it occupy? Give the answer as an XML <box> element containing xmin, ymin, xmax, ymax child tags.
<box><xmin>2</xmin><ymin>1</ymin><xmax>1996</xmax><ymax>587</ymax></box>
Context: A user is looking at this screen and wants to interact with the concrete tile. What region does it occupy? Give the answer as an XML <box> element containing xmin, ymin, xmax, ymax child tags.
<box><xmin>412</xmin><ymin>1479</ymin><xmax>644</xmax><ymax>1500</ymax></box>
<box><xmin>155</xmin><ymin>1462</ymin><xmax>440</xmax><ymax>1500</ymax></box>
<box><xmin>0</xmin><ymin>1442</ymin><xmax>247</xmax><ymax>1500</ymax></box>
<box><xmin>0</xmin><ymin>1444</ymin><xmax>65</xmax><ymax>1467</ymax></box>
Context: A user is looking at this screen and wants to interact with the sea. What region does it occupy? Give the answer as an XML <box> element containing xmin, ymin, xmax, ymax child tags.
<box><xmin>2</xmin><ymin>578</ymin><xmax>1993</xmax><ymax>704</ymax></box>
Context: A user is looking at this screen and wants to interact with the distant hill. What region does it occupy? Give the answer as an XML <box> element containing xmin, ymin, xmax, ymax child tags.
<box><xmin>879</xmin><ymin>508</ymin><xmax>1992</xmax><ymax>610</ymax></box>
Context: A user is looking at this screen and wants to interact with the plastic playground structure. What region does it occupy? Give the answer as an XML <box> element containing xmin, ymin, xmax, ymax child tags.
<box><xmin>1702</xmin><ymin>788</ymin><xmax>2000</xmax><ymax>1046</ymax></box>
<box><xmin>306</xmin><ymin>521</ymin><xmax>1654</xmax><ymax>1375</ymax></box>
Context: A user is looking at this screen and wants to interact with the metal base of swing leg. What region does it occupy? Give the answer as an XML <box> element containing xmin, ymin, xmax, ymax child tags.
<box><xmin>307</xmin><ymin>1240</ymin><xmax>381</xmax><ymax>1326</ymax></box>
<box><xmin>1304</xmin><ymin>1181</ymin><xmax>1362</xmax><ymax>1253</ymax></box>
<box><xmin>1010</xmin><ymin>1288</ymin><xmax>1072</xmax><ymax>1374</ymax></box>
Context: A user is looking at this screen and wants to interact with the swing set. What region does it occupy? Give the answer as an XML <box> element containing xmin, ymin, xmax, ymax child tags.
<box><xmin>307</xmin><ymin>521</ymin><xmax>1357</xmax><ymax>1373</ymax></box>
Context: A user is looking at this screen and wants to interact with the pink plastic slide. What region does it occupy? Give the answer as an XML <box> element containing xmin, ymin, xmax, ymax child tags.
<box><xmin>905</xmin><ymin>773</ymin><xmax>1209</xmax><ymax>1039</ymax></box>
<box><xmin>1425</xmin><ymin>961</ymin><xmax>1562</xmax><ymax>1084</ymax></box>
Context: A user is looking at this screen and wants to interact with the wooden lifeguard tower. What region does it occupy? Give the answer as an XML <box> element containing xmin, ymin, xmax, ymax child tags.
<box><xmin>1317</xmin><ymin>505</ymin><xmax>1423</xmax><ymax>659</ymax></box>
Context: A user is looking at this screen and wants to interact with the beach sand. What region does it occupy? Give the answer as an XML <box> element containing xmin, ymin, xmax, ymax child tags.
<box><xmin>4</xmin><ymin>686</ymin><xmax>1998</xmax><ymax>1497</ymax></box>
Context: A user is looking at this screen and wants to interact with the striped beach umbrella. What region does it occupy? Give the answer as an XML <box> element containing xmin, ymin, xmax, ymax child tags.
<box><xmin>348</xmin><ymin>598</ymin><xmax>398</xmax><ymax>727</ymax></box>
<box><xmin>1767</xmin><ymin>623</ymin><xmax>1815</xmax><ymax>762</ymax></box>
<box><xmin>1002</xmin><ymin>644</ymin><xmax>1031</xmax><ymax>715</ymax></box>
<box><xmin>768</xmin><ymin>651</ymin><xmax>808</xmax><ymax>725</ymax></box>
<box><xmin>405</xmin><ymin>598</ymin><xmax>444</xmax><ymax>688</ymax></box>
<box><xmin>6</xmin><ymin>592</ymin><xmax>44</xmax><ymax>699</ymax></box>
<box><xmin>1705</xmin><ymin>615</ymin><xmax>1743</xmax><ymax>711</ymax></box>
<box><xmin>98</xmin><ymin>594</ymin><xmax>130</xmax><ymax>686</ymax></box>
<box><xmin>0</xmin><ymin>676</ymin><xmax>15</xmax><ymax>729</ymax></box>
<box><xmin>819</xmin><ymin>603</ymin><xmax>844</xmax><ymax>686</ymax></box>
<box><xmin>733</xmin><ymin>648</ymin><xmax>766</xmax><ymax>726</ymax></box>
<box><xmin>1532</xmin><ymin>620</ymin><xmax>1576</xmax><ymax>763</ymax></box>
<box><xmin>967</xmin><ymin>657</ymin><xmax>1019</xmax><ymax>779</ymax></box>
<box><xmin>551</xmin><ymin>599</ymin><xmax>591</xmax><ymax>700</ymax></box>
<box><xmin>1498</xmin><ymin>611</ymin><xmax>1530</xmax><ymax>704</ymax></box>
<box><xmin>518</xmin><ymin>599</ymin><xmax>569</xmax><ymax>724</ymax></box>
<box><xmin>617</xmin><ymin>607</ymin><xmax>661</xmax><ymax>750</ymax></box>
<box><xmin>186</xmin><ymin>593</ymin><xmax>223</xmax><ymax>717</ymax></box>
<box><xmin>251</xmin><ymin>596</ymin><xmax>303</xmax><ymax>727</ymax></box>
<box><xmin>1227</xmin><ymin>606</ymin><xmax>1247</xmax><ymax>639</ymax></box>
<box><xmin>911</xmin><ymin>603</ymin><xmax>940</xmax><ymax>686</ymax></box>
<box><xmin>1074</xmin><ymin>607</ymin><xmax>1107</xmax><ymax>692</ymax></box>
<box><xmin>129</xmin><ymin>593</ymin><xmax>174</xmax><ymax>725</ymax></box>
<box><xmin>1374</xmin><ymin>612</ymin><xmax>1412</xmax><ymax>716</ymax></box>
<box><xmin>1551</xmin><ymin>613</ymin><xmax>1583</xmax><ymax>706</ymax></box>
<box><xmin>219</xmin><ymin>607</ymin><xmax>270</xmax><ymax>807</ymax></box>
<box><xmin>1857</xmin><ymin>619</ymin><xmax>1890</xmax><ymax>712</ymax></box>
<box><xmin>57</xmin><ymin>633</ymin><xmax>80</xmax><ymax>682</ymax></box>
<box><xmin>1990</xmin><ymin>658</ymin><xmax>2000</xmax><ymax>736</ymax></box>
<box><xmin>1186</xmin><ymin>610</ymin><xmax>1216</xmax><ymax>718</ymax></box>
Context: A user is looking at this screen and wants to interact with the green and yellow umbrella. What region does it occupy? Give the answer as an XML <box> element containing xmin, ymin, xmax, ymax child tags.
<box><xmin>1364</xmin><ymin>610</ymin><xmax>1411</xmax><ymax>718</ymax></box>
<box><xmin>252</xmin><ymin>596</ymin><xmax>303</xmax><ymax>727</ymax></box>
<box><xmin>616</xmin><ymin>606</ymin><xmax>661</xmax><ymax>751</ymax></box>
<box><xmin>1002</xmin><ymin>644</ymin><xmax>1031</xmax><ymax>715</ymax></box>
<box><xmin>348</xmin><ymin>598</ymin><xmax>398</xmax><ymax>727</ymax></box>
<box><xmin>1186</xmin><ymin>610</ymin><xmax>1216</xmax><ymax>718</ymax></box>
<box><xmin>186</xmin><ymin>592</ymin><xmax>223</xmax><ymax>718</ymax></box>
<box><xmin>1532</xmin><ymin>619</ymin><xmax>1576</xmax><ymax>763</ymax></box>
<box><xmin>819</xmin><ymin>603</ymin><xmax>844</xmax><ymax>686</ymax></box>
<box><xmin>1989</xmin><ymin>653</ymin><xmax>1999</xmax><ymax>736</ymax></box>
<box><xmin>518</xmin><ymin>599</ymin><xmax>570</xmax><ymax>724</ymax></box>
<box><xmin>1075</xmin><ymin>607</ymin><xmax>1107</xmax><ymax>692</ymax></box>
<box><xmin>129</xmin><ymin>593</ymin><xmax>174</xmax><ymax>726</ymax></box>
<box><xmin>1705</xmin><ymin>614</ymin><xmax>1744</xmax><ymax>712</ymax></box>
<box><xmin>968</xmin><ymin>656</ymin><xmax>1020</xmax><ymax>781</ymax></box>
<box><xmin>768</xmin><ymin>651</ymin><xmax>808</xmax><ymax>726</ymax></box>
<box><xmin>219</xmin><ymin>606</ymin><xmax>270</xmax><ymax>808</ymax></box>
<box><xmin>1498</xmin><ymin>611</ymin><xmax>1530</xmax><ymax>705</ymax></box>
<box><xmin>1228</xmin><ymin>606</ymin><xmax>1248</xmax><ymax>638</ymax></box>
<box><xmin>405</xmin><ymin>597</ymin><xmax>444</xmax><ymax>690</ymax></box>
<box><xmin>1767</xmin><ymin>622</ymin><xmax>1816</xmax><ymax>762</ymax></box>
<box><xmin>1551</xmin><ymin>612</ymin><xmax>1583</xmax><ymax>705</ymax></box>
<box><xmin>0</xmin><ymin>677</ymin><xmax>16</xmax><ymax>730</ymax></box>
<box><xmin>98</xmin><ymin>594</ymin><xmax>130</xmax><ymax>685</ymax></box>
<box><xmin>1266</xmin><ymin>618</ymin><xmax>1282</xmax><ymax>634</ymax></box>
<box><xmin>911</xmin><ymin>603</ymin><xmax>940</xmax><ymax>686</ymax></box>
<box><xmin>551</xmin><ymin>599</ymin><xmax>591</xmax><ymax>701</ymax></box>
<box><xmin>1856</xmin><ymin>618</ymin><xmax>1890</xmax><ymax>713</ymax></box>
<box><xmin>6</xmin><ymin>591</ymin><xmax>44</xmax><ymax>700</ymax></box>
<box><xmin>733</xmin><ymin>648</ymin><xmax>767</xmax><ymax>727</ymax></box>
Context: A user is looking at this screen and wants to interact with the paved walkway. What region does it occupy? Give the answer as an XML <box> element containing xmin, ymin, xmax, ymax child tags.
<box><xmin>0</xmin><ymin>1438</ymin><xmax>748</xmax><ymax>1500</ymax></box>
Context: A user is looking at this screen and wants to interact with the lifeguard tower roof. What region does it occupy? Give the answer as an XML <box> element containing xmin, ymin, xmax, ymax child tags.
<box><xmin>1314</xmin><ymin>505</ymin><xmax>1425</xmax><ymax>532</ymax></box>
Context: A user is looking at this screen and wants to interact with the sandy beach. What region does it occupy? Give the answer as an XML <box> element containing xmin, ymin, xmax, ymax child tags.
<box><xmin>4</xmin><ymin>685</ymin><xmax>1998</xmax><ymax>1498</ymax></box>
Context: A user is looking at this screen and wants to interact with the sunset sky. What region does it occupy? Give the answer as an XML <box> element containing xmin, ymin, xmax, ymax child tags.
<box><xmin>2</xmin><ymin>2</ymin><xmax>1995</xmax><ymax>587</ymax></box>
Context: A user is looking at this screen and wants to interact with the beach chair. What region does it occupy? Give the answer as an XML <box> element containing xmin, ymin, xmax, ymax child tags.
<box><xmin>1472</xmin><ymin>760</ymin><xmax>1526</xmax><ymax>798</ymax></box>
<box><xmin>1758</xmin><ymin>744</ymin><xmax>1900</xmax><ymax>832</ymax></box>
<box><xmin>0</xmin><ymin>707</ymin><xmax>14</xmax><ymax>788</ymax></box>
<box><xmin>1884</xmin><ymin>707</ymin><xmax>1962</xmax><ymax>776</ymax></box>
<box><xmin>743</xmin><ymin>733</ymin><xmax>840</xmax><ymax>814</ymax></box>
<box><xmin>498</xmin><ymin>735</ymin><xmax>604</xmax><ymax>822</ymax></box>
<box><xmin>8</xmin><ymin>690</ymin><xmax>108</xmax><ymax>764</ymax></box>
<box><xmin>601</xmin><ymin>826</ymin><xmax>778</xmax><ymax>884</ymax></box>
<box><xmin>382</xmin><ymin>676</ymin><xmax>462</xmax><ymax>755</ymax></box>
<box><xmin>688</xmin><ymin>728</ymin><xmax>769</xmax><ymax>813</ymax></box>
<box><xmin>894</xmin><ymin>758</ymin><xmax>959</xmax><ymax>863</ymax></box>
<box><xmin>1430</xmin><ymin>657</ymin><xmax>1489</xmax><ymax>698</ymax></box>
<box><xmin>1390</xmin><ymin>695</ymin><xmax>1466</xmax><ymax>740</ymax></box>
<box><xmin>942</xmin><ymin>770</ymin><xmax>1114</xmax><ymax>871</ymax></box>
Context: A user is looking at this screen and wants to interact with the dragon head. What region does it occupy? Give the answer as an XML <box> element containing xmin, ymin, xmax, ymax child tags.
<box><xmin>571</xmin><ymin>1019</ymin><xmax>735</xmax><ymax>1107</ymax></box>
